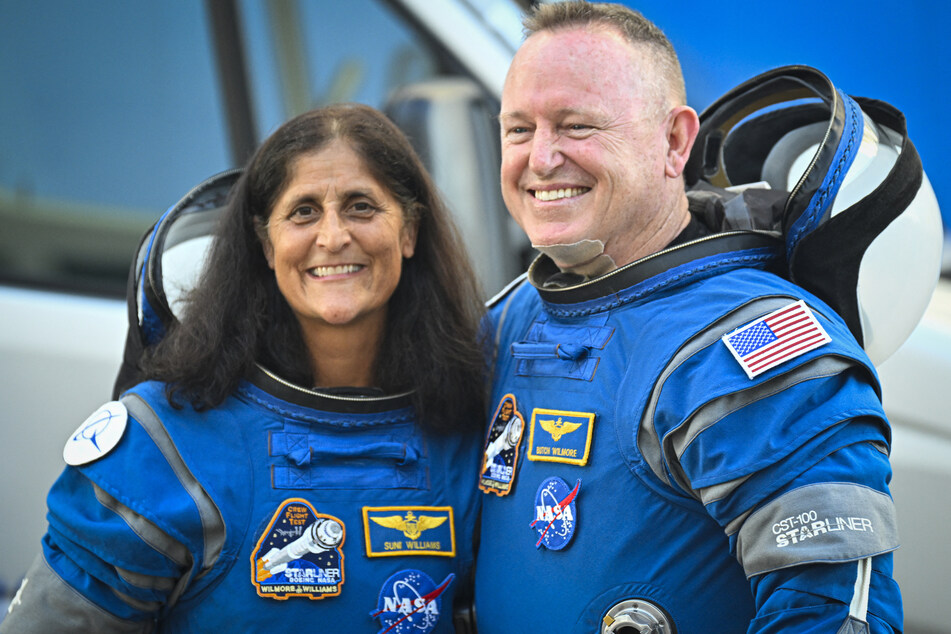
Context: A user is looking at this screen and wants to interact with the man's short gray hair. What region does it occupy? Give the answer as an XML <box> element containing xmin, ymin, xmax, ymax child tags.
<box><xmin>523</xmin><ymin>1</ymin><xmax>687</xmax><ymax>105</ymax></box>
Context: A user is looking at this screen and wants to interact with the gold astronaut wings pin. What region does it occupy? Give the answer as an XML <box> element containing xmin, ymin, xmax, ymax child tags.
<box><xmin>370</xmin><ymin>510</ymin><xmax>447</xmax><ymax>540</ymax></box>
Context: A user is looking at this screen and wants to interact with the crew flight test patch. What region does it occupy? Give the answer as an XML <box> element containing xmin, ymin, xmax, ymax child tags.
<box><xmin>251</xmin><ymin>498</ymin><xmax>345</xmax><ymax>600</ymax></box>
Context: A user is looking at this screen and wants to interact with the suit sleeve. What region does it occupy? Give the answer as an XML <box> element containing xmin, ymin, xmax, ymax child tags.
<box><xmin>1</xmin><ymin>394</ymin><xmax>218</xmax><ymax>631</ymax></box>
<box><xmin>642</xmin><ymin>299</ymin><xmax>902</xmax><ymax>632</ymax></box>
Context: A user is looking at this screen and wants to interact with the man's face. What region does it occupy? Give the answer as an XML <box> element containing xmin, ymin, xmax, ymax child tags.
<box><xmin>499</xmin><ymin>28</ymin><xmax>674</xmax><ymax>268</ymax></box>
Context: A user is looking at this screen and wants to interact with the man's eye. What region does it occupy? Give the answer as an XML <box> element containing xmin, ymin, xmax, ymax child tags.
<box><xmin>504</xmin><ymin>126</ymin><xmax>532</xmax><ymax>143</ymax></box>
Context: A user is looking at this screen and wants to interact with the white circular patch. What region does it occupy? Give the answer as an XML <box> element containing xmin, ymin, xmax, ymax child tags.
<box><xmin>63</xmin><ymin>401</ymin><xmax>128</xmax><ymax>466</ymax></box>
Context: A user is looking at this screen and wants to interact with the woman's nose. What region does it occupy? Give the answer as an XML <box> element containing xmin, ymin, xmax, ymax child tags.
<box><xmin>315</xmin><ymin>212</ymin><xmax>351</xmax><ymax>252</ymax></box>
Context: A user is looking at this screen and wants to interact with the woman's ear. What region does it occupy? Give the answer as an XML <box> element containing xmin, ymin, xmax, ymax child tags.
<box><xmin>401</xmin><ymin>222</ymin><xmax>418</xmax><ymax>259</ymax></box>
<box><xmin>253</xmin><ymin>217</ymin><xmax>275</xmax><ymax>269</ymax></box>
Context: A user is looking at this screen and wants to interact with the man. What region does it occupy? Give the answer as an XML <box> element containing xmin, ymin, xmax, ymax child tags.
<box><xmin>474</xmin><ymin>2</ymin><xmax>902</xmax><ymax>632</ymax></box>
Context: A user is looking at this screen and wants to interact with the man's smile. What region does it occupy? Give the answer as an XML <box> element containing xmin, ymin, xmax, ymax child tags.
<box><xmin>530</xmin><ymin>187</ymin><xmax>590</xmax><ymax>201</ymax></box>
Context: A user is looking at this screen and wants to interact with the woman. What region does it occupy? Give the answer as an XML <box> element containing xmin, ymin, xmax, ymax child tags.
<box><xmin>3</xmin><ymin>104</ymin><xmax>485</xmax><ymax>632</ymax></box>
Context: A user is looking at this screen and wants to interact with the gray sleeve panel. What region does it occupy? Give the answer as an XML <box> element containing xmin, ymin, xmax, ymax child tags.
<box><xmin>90</xmin><ymin>482</ymin><xmax>191</xmax><ymax>614</ymax></box>
<box><xmin>724</xmin><ymin>508</ymin><xmax>753</xmax><ymax>537</ymax></box>
<box><xmin>735</xmin><ymin>482</ymin><xmax>899</xmax><ymax>578</ymax></box>
<box><xmin>637</xmin><ymin>295</ymin><xmax>798</xmax><ymax>488</ymax></box>
<box><xmin>670</xmin><ymin>356</ymin><xmax>854</xmax><ymax>500</ymax></box>
<box><xmin>119</xmin><ymin>393</ymin><xmax>226</xmax><ymax>578</ymax></box>
<box><xmin>836</xmin><ymin>618</ymin><xmax>870</xmax><ymax>634</ymax></box>
<box><xmin>0</xmin><ymin>555</ymin><xmax>154</xmax><ymax>633</ymax></box>
<box><xmin>111</xmin><ymin>589</ymin><xmax>163</xmax><ymax>613</ymax></box>
<box><xmin>92</xmin><ymin>483</ymin><xmax>191</xmax><ymax>569</ymax></box>
<box><xmin>116</xmin><ymin>567</ymin><xmax>177</xmax><ymax>593</ymax></box>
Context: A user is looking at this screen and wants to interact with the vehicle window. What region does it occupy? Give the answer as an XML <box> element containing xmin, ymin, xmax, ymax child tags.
<box><xmin>239</xmin><ymin>0</ymin><xmax>452</xmax><ymax>137</ymax></box>
<box><xmin>0</xmin><ymin>2</ymin><xmax>231</xmax><ymax>296</ymax></box>
<box><xmin>0</xmin><ymin>0</ymin><xmax>474</xmax><ymax>296</ymax></box>
<box><xmin>1</xmin><ymin>0</ymin><xmax>480</xmax><ymax>298</ymax></box>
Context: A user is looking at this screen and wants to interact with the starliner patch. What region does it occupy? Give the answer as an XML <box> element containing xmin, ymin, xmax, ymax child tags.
<box><xmin>479</xmin><ymin>394</ymin><xmax>525</xmax><ymax>496</ymax></box>
<box><xmin>371</xmin><ymin>570</ymin><xmax>454</xmax><ymax>634</ymax></box>
<box><xmin>527</xmin><ymin>408</ymin><xmax>594</xmax><ymax>466</ymax></box>
<box><xmin>363</xmin><ymin>506</ymin><xmax>456</xmax><ymax>557</ymax></box>
<box><xmin>530</xmin><ymin>477</ymin><xmax>581</xmax><ymax>550</ymax></box>
<box><xmin>63</xmin><ymin>401</ymin><xmax>128</xmax><ymax>466</ymax></box>
<box><xmin>251</xmin><ymin>498</ymin><xmax>344</xmax><ymax>600</ymax></box>
<box><xmin>722</xmin><ymin>300</ymin><xmax>831</xmax><ymax>379</ymax></box>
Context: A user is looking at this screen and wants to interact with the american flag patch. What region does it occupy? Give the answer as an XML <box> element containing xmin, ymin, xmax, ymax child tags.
<box><xmin>722</xmin><ymin>300</ymin><xmax>831</xmax><ymax>379</ymax></box>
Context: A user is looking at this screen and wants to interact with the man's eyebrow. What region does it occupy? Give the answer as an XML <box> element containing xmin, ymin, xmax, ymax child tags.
<box><xmin>498</xmin><ymin>111</ymin><xmax>526</xmax><ymax>124</ymax></box>
<box><xmin>499</xmin><ymin>108</ymin><xmax>594</xmax><ymax>123</ymax></box>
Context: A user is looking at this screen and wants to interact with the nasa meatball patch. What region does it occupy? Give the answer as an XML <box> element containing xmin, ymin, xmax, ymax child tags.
<box><xmin>370</xmin><ymin>569</ymin><xmax>454</xmax><ymax>634</ymax></box>
<box><xmin>530</xmin><ymin>477</ymin><xmax>581</xmax><ymax>550</ymax></box>
<box><xmin>251</xmin><ymin>498</ymin><xmax>345</xmax><ymax>600</ymax></box>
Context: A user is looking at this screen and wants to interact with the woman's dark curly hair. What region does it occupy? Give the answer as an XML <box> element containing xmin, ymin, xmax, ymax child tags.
<box><xmin>142</xmin><ymin>104</ymin><xmax>486</xmax><ymax>431</ymax></box>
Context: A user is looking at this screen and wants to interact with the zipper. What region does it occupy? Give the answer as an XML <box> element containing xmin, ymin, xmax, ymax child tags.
<box><xmin>255</xmin><ymin>363</ymin><xmax>415</xmax><ymax>403</ymax></box>
<box><xmin>532</xmin><ymin>230</ymin><xmax>777</xmax><ymax>296</ymax></box>
<box><xmin>784</xmin><ymin>90</ymin><xmax>838</xmax><ymax>218</ymax></box>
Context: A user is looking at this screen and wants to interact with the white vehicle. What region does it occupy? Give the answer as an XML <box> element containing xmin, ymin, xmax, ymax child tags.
<box><xmin>1</xmin><ymin>1</ymin><xmax>947</xmax><ymax>631</ymax></box>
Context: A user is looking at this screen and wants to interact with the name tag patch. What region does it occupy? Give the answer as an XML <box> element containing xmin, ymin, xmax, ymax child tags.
<box><xmin>527</xmin><ymin>408</ymin><xmax>594</xmax><ymax>466</ymax></box>
<box><xmin>479</xmin><ymin>394</ymin><xmax>525</xmax><ymax>496</ymax></box>
<box><xmin>251</xmin><ymin>498</ymin><xmax>344</xmax><ymax>600</ymax></box>
<box><xmin>363</xmin><ymin>506</ymin><xmax>456</xmax><ymax>557</ymax></box>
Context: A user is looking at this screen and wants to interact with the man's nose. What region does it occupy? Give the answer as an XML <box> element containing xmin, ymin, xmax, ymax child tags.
<box><xmin>315</xmin><ymin>212</ymin><xmax>351</xmax><ymax>252</ymax></box>
<box><xmin>528</xmin><ymin>129</ymin><xmax>565</xmax><ymax>176</ymax></box>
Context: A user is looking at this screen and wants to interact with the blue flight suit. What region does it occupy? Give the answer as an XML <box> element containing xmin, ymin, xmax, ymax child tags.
<box><xmin>474</xmin><ymin>232</ymin><xmax>902</xmax><ymax>633</ymax></box>
<box><xmin>4</xmin><ymin>367</ymin><xmax>480</xmax><ymax>633</ymax></box>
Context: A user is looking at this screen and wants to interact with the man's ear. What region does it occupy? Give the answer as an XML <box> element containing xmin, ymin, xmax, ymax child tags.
<box><xmin>665</xmin><ymin>105</ymin><xmax>700</xmax><ymax>178</ymax></box>
<box><xmin>254</xmin><ymin>217</ymin><xmax>275</xmax><ymax>268</ymax></box>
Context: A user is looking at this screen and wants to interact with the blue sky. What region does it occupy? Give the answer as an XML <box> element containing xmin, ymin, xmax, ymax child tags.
<box><xmin>622</xmin><ymin>0</ymin><xmax>949</xmax><ymax>229</ymax></box>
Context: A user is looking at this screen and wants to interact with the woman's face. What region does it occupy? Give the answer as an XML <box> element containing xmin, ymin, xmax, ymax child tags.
<box><xmin>260</xmin><ymin>140</ymin><xmax>417</xmax><ymax>333</ymax></box>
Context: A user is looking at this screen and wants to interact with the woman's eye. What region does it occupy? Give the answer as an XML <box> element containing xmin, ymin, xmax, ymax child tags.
<box><xmin>349</xmin><ymin>201</ymin><xmax>377</xmax><ymax>217</ymax></box>
<box><xmin>290</xmin><ymin>206</ymin><xmax>318</xmax><ymax>222</ymax></box>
